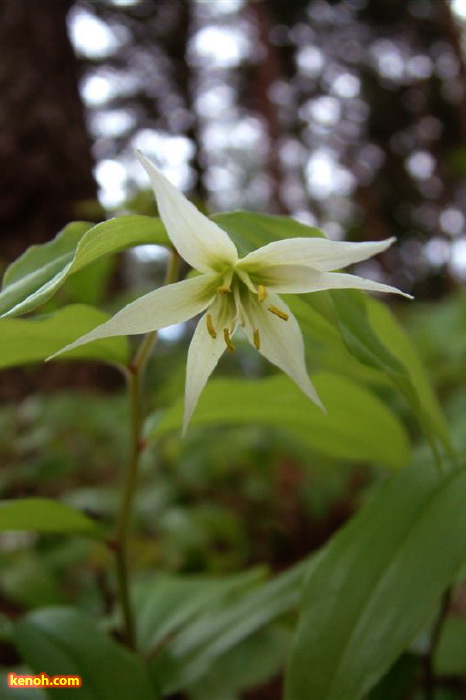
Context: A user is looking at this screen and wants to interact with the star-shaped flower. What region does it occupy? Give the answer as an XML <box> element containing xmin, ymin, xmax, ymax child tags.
<box><xmin>52</xmin><ymin>152</ymin><xmax>411</xmax><ymax>433</ymax></box>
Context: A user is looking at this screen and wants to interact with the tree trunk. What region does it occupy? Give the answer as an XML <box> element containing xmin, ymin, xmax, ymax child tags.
<box><xmin>248</xmin><ymin>0</ymin><xmax>289</xmax><ymax>214</ymax></box>
<box><xmin>0</xmin><ymin>0</ymin><xmax>99</xmax><ymax>267</ymax></box>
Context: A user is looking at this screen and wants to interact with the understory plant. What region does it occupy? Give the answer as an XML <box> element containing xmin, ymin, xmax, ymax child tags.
<box><xmin>0</xmin><ymin>153</ymin><xmax>464</xmax><ymax>699</ymax></box>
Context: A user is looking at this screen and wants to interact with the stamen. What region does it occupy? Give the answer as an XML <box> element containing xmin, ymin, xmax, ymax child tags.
<box><xmin>253</xmin><ymin>329</ymin><xmax>261</xmax><ymax>350</ymax></box>
<box><xmin>206</xmin><ymin>313</ymin><xmax>217</xmax><ymax>338</ymax></box>
<box><xmin>267</xmin><ymin>305</ymin><xmax>289</xmax><ymax>321</ymax></box>
<box><xmin>223</xmin><ymin>328</ymin><xmax>235</xmax><ymax>352</ymax></box>
<box><xmin>217</xmin><ymin>285</ymin><xmax>230</xmax><ymax>294</ymax></box>
<box><xmin>258</xmin><ymin>284</ymin><xmax>267</xmax><ymax>302</ymax></box>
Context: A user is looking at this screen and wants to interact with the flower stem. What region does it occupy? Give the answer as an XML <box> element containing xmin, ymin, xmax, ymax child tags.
<box><xmin>113</xmin><ymin>248</ymin><xmax>179</xmax><ymax>649</ymax></box>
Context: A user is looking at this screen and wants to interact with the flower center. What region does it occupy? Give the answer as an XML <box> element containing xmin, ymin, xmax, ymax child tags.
<box><xmin>205</xmin><ymin>272</ymin><xmax>288</xmax><ymax>352</ymax></box>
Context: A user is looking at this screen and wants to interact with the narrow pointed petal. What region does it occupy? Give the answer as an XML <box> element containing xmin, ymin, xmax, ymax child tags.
<box><xmin>313</xmin><ymin>271</ymin><xmax>414</xmax><ymax>297</ymax></box>
<box><xmin>183</xmin><ymin>299</ymin><xmax>232</xmax><ymax>434</ymax></box>
<box><xmin>242</xmin><ymin>293</ymin><xmax>324</xmax><ymax>410</ymax></box>
<box><xmin>137</xmin><ymin>152</ymin><xmax>238</xmax><ymax>272</ymax></box>
<box><xmin>239</xmin><ymin>237</ymin><xmax>396</xmax><ymax>272</ymax></box>
<box><xmin>48</xmin><ymin>275</ymin><xmax>217</xmax><ymax>359</ymax></box>
<box><xmin>248</xmin><ymin>264</ymin><xmax>413</xmax><ymax>298</ymax></box>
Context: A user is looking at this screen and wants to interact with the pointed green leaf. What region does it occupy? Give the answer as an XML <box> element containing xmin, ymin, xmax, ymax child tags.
<box><xmin>365</xmin><ymin>296</ymin><xmax>450</xmax><ymax>450</ymax></box>
<box><xmin>331</xmin><ymin>290</ymin><xmax>407</xmax><ymax>376</ymax></box>
<box><xmin>285</xmin><ymin>463</ymin><xmax>466</xmax><ymax>700</ymax></box>
<box><xmin>0</xmin><ymin>304</ymin><xmax>129</xmax><ymax>368</ymax></box>
<box><xmin>135</xmin><ymin>569</ymin><xmax>265</xmax><ymax>653</ymax></box>
<box><xmin>331</xmin><ymin>290</ymin><xmax>451</xmax><ymax>460</ymax></box>
<box><xmin>0</xmin><ymin>499</ymin><xmax>102</xmax><ymax>537</ymax></box>
<box><xmin>0</xmin><ymin>216</ymin><xmax>168</xmax><ymax>317</ymax></box>
<box><xmin>13</xmin><ymin>608</ymin><xmax>156</xmax><ymax>700</ymax></box>
<box><xmin>2</xmin><ymin>222</ymin><xmax>91</xmax><ymax>291</ymax></box>
<box><xmin>147</xmin><ymin>562</ymin><xmax>308</xmax><ymax>692</ymax></box>
<box><xmin>149</xmin><ymin>374</ymin><xmax>410</xmax><ymax>469</ymax></box>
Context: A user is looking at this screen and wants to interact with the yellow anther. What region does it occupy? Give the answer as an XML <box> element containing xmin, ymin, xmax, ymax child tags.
<box><xmin>217</xmin><ymin>285</ymin><xmax>230</xmax><ymax>294</ymax></box>
<box><xmin>223</xmin><ymin>328</ymin><xmax>235</xmax><ymax>352</ymax></box>
<box><xmin>206</xmin><ymin>314</ymin><xmax>217</xmax><ymax>339</ymax></box>
<box><xmin>267</xmin><ymin>305</ymin><xmax>289</xmax><ymax>321</ymax></box>
<box><xmin>258</xmin><ymin>284</ymin><xmax>267</xmax><ymax>302</ymax></box>
<box><xmin>253</xmin><ymin>329</ymin><xmax>261</xmax><ymax>350</ymax></box>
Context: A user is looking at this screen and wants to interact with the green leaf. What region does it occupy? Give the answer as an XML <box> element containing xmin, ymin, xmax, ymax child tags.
<box><xmin>0</xmin><ymin>499</ymin><xmax>102</xmax><ymax>538</ymax></box>
<box><xmin>0</xmin><ymin>222</ymin><xmax>91</xmax><ymax>316</ymax></box>
<box><xmin>365</xmin><ymin>296</ymin><xmax>451</xmax><ymax>451</ymax></box>
<box><xmin>148</xmin><ymin>562</ymin><xmax>308</xmax><ymax>692</ymax></box>
<box><xmin>285</xmin><ymin>292</ymin><xmax>385</xmax><ymax>386</ymax></box>
<box><xmin>1</xmin><ymin>551</ymin><xmax>66</xmax><ymax>609</ymax></box>
<box><xmin>331</xmin><ymin>291</ymin><xmax>406</xmax><ymax>376</ymax></box>
<box><xmin>13</xmin><ymin>607</ymin><xmax>156</xmax><ymax>700</ymax></box>
<box><xmin>149</xmin><ymin>373</ymin><xmax>410</xmax><ymax>469</ymax></box>
<box><xmin>62</xmin><ymin>256</ymin><xmax>116</xmax><ymax>307</ymax></box>
<box><xmin>0</xmin><ymin>304</ymin><xmax>129</xmax><ymax>368</ymax></box>
<box><xmin>2</xmin><ymin>221</ymin><xmax>91</xmax><ymax>291</ymax></box>
<box><xmin>213</xmin><ymin>211</ymin><xmax>324</xmax><ymax>257</ymax></box>
<box><xmin>135</xmin><ymin>568</ymin><xmax>265</xmax><ymax>653</ymax></box>
<box><xmin>0</xmin><ymin>216</ymin><xmax>168</xmax><ymax>317</ymax></box>
<box><xmin>285</xmin><ymin>463</ymin><xmax>466</xmax><ymax>700</ymax></box>
<box><xmin>189</xmin><ymin>626</ymin><xmax>291</xmax><ymax>699</ymax></box>
<box><xmin>331</xmin><ymin>290</ymin><xmax>451</xmax><ymax>461</ymax></box>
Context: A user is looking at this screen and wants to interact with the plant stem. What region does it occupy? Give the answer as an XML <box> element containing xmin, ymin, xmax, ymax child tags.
<box><xmin>113</xmin><ymin>248</ymin><xmax>179</xmax><ymax>649</ymax></box>
<box><xmin>114</xmin><ymin>365</ymin><xmax>144</xmax><ymax>649</ymax></box>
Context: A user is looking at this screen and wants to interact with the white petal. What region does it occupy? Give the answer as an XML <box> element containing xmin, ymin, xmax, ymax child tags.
<box><xmin>242</xmin><ymin>293</ymin><xmax>324</xmax><ymax>410</ymax></box>
<box><xmin>255</xmin><ymin>267</ymin><xmax>412</xmax><ymax>297</ymax></box>
<box><xmin>183</xmin><ymin>297</ymin><xmax>233</xmax><ymax>434</ymax></box>
<box><xmin>239</xmin><ymin>237</ymin><xmax>396</xmax><ymax>272</ymax></box>
<box><xmin>48</xmin><ymin>275</ymin><xmax>217</xmax><ymax>359</ymax></box>
<box><xmin>137</xmin><ymin>152</ymin><xmax>238</xmax><ymax>272</ymax></box>
<box><xmin>314</xmin><ymin>271</ymin><xmax>413</xmax><ymax>297</ymax></box>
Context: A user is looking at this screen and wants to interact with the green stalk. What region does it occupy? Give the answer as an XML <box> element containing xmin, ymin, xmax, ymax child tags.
<box><xmin>113</xmin><ymin>248</ymin><xmax>179</xmax><ymax>649</ymax></box>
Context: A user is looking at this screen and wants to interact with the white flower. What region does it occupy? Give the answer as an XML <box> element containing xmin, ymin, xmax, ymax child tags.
<box><xmin>52</xmin><ymin>152</ymin><xmax>411</xmax><ymax>433</ymax></box>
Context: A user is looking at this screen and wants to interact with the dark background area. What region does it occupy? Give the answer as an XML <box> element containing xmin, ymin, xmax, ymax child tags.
<box><xmin>1</xmin><ymin>0</ymin><xmax>466</xmax><ymax>298</ymax></box>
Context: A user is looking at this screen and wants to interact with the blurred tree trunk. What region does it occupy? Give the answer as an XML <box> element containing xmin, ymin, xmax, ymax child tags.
<box><xmin>246</xmin><ymin>0</ymin><xmax>312</xmax><ymax>216</ymax></box>
<box><xmin>168</xmin><ymin>0</ymin><xmax>208</xmax><ymax>203</ymax></box>
<box><xmin>0</xmin><ymin>1</ymin><xmax>118</xmax><ymax>399</ymax></box>
<box><xmin>0</xmin><ymin>0</ymin><xmax>99</xmax><ymax>268</ymax></box>
<box><xmin>248</xmin><ymin>0</ymin><xmax>289</xmax><ymax>214</ymax></box>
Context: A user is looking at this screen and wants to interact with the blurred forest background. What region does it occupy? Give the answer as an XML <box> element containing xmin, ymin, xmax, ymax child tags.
<box><xmin>1</xmin><ymin>1</ymin><xmax>466</xmax><ymax>696</ymax></box>
<box><xmin>2</xmin><ymin>0</ymin><xmax>466</xmax><ymax>294</ymax></box>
